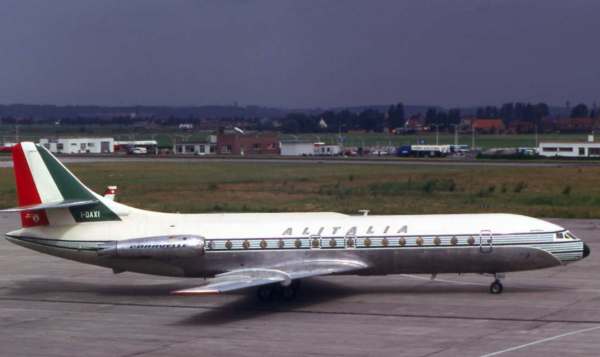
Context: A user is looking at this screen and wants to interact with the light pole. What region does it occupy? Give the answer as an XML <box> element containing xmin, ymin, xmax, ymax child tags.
<box><xmin>15</xmin><ymin>118</ymin><xmax>19</xmax><ymax>143</ymax></box>
<box><xmin>452</xmin><ymin>124</ymin><xmax>459</xmax><ymax>146</ymax></box>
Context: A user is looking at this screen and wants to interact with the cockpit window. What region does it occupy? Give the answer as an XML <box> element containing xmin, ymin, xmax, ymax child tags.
<box><xmin>557</xmin><ymin>231</ymin><xmax>578</xmax><ymax>240</ymax></box>
<box><xmin>565</xmin><ymin>232</ymin><xmax>577</xmax><ymax>240</ymax></box>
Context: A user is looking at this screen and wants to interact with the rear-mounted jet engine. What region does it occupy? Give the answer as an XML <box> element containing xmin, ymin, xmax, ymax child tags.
<box><xmin>98</xmin><ymin>235</ymin><xmax>205</xmax><ymax>258</ymax></box>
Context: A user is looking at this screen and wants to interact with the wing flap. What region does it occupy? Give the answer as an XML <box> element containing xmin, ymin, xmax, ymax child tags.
<box><xmin>286</xmin><ymin>259</ymin><xmax>369</xmax><ymax>279</ymax></box>
<box><xmin>172</xmin><ymin>277</ymin><xmax>286</xmax><ymax>296</ymax></box>
<box><xmin>0</xmin><ymin>199</ymin><xmax>98</xmax><ymax>212</ymax></box>
<box><xmin>171</xmin><ymin>259</ymin><xmax>368</xmax><ymax>296</ymax></box>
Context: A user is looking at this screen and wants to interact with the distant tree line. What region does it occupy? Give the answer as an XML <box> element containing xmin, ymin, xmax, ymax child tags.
<box><xmin>277</xmin><ymin>103</ymin><xmax>466</xmax><ymax>134</ymax></box>
<box><xmin>2</xmin><ymin>101</ymin><xmax>600</xmax><ymax>135</ymax></box>
<box><xmin>424</xmin><ymin>108</ymin><xmax>461</xmax><ymax>129</ymax></box>
<box><xmin>277</xmin><ymin>103</ymin><xmax>407</xmax><ymax>134</ymax></box>
<box><xmin>570</xmin><ymin>103</ymin><xmax>594</xmax><ymax>118</ymax></box>
<box><xmin>476</xmin><ymin>102</ymin><xmax>550</xmax><ymax>126</ymax></box>
<box><xmin>476</xmin><ymin>102</ymin><xmax>598</xmax><ymax>123</ymax></box>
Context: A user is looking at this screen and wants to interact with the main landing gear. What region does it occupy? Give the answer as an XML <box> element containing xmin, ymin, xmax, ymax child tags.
<box><xmin>257</xmin><ymin>280</ymin><xmax>301</xmax><ymax>302</ymax></box>
<box><xmin>489</xmin><ymin>273</ymin><xmax>505</xmax><ymax>294</ymax></box>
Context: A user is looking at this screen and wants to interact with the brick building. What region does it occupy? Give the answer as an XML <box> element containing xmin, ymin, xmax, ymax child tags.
<box><xmin>471</xmin><ymin>118</ymin><xmax>505</xmax><ymax>133</ymax></box>
<box><xmin>507</xmin><ymin>120</ymin><xmax>535</xmax><ymax>134</ymax></box>
<box><xmin>216</xmin><ymin>130</ymin><xmax>279</xmax><ymax>155</ymax></box>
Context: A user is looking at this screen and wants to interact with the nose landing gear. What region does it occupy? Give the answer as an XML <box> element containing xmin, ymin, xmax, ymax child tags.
<box><xmin>489</xmin><ymin>273</ymin><xmax>505</xmax><ymax>294</ymax></box>
<box><xmin>489</xmin><ymin>280</ymin><xmax>503</xmax><ymax>294</ymax></box>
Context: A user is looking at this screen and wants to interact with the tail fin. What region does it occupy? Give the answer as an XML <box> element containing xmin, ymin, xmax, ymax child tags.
<box><xmin>10</xmin><ymin>142</ymin><xmax>120</xmax><ymax>226</ymax></box>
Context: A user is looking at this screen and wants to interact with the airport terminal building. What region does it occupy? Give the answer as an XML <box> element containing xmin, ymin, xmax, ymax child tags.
<box><xmin>538</xmin><ymin>140</ymin><xmax>600</xmax><ymax>158</ymax></box>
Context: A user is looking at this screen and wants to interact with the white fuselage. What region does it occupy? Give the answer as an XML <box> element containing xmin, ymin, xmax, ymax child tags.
<box><xmin>6</xmin><ymin>210</ymin><xmax>586</xmax><ymax>278</ymax></box>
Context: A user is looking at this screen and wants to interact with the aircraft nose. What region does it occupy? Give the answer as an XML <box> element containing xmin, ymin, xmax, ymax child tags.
<box><xmin>583</xmin><ymin>243</ymin><xmax>591</xmax><ymax>259</ymax></box>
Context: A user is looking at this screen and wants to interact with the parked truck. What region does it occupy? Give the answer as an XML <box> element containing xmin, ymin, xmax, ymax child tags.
<box><xmin>397</xmin><ymin>144</ymin><xmax>450</xmax><ymax>157</ymax></box>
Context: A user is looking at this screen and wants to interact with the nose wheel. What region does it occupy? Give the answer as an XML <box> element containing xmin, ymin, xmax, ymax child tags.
<box><xmin>488</xmin><ymin>273</ymin><xmax>505</xmax><ymax>294</ymax></box>
<box><xmin>489</xmin><ymin>280</ymin><xmax>503</xmax><ymax>294</ymax></box>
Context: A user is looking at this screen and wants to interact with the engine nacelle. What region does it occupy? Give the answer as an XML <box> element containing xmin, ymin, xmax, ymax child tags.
<box><xmin>98</xmin><ymin>235</ymin><xmax>205</xmax><ymax>258</ymax></box>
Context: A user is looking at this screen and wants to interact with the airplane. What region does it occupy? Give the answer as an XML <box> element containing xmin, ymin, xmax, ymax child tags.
<box><xmin>2</xmin><ymin>142</ymin><xmax>591</xmax><ymax>300</ymax></box>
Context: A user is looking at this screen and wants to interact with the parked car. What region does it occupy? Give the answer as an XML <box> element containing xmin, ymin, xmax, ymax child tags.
<box><xmin>129</xmin><ymin>147</ymin><xmax>148</xmax><ymax>155</ymax></box>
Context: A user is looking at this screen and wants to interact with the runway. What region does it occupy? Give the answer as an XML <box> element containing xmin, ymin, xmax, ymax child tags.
<box><xmin>1</xmin><ymin>215</ymin><xmax>599</xmax><ymax>356</ymax></box>
<box><xmin>2</xmin><ymin>155</ymin><xmax>600</xmax><ymax>168</ymax></box>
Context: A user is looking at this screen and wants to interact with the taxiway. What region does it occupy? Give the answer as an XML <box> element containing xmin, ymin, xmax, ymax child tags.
<box><xmin>1</xmin><ymin>215</ymin><xmax>599</xmax><ymax>356</ymax></box>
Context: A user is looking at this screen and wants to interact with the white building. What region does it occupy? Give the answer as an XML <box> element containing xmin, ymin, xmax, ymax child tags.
<box><xmin>173</xmin><ymin>142</ymin><xmax>215</xmax><ymax>155</ymax></box>
<box><xmin>279</xmin><ymin>141</ymin><xmax>343</xmax><ymax>156</ymax></box>
<box><xmin>280</xmin><ymin>141</ymin><xmax>315</xmax><ymax>156</ymax></box>
<box><xmin>39</xmin><ymin>138</ymin><xmax>114</xmax><ymax>154</ymax></box>
<box><xmin>538</xmin><ymin>141</ymin><xmax>600</xmax><ymax>158</ymax></box>
<box><xmin>314</xmin><ymin>143</ymin><xmax>341</xmax><ymax>156</ymax></box>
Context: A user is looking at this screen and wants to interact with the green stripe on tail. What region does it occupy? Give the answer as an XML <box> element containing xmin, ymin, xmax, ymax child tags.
<box><xmin>37</xmin><ymin>145</ymin><xmax>120</xmax><ymax>222</ymax></box>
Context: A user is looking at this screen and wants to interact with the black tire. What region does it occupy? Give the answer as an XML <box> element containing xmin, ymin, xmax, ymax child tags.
<box><xmin>257</xmin><ymin>285</ymin><xmax>275</xmax><ymax>302</ymax></box>
<box><xmin>489</xmin><ymin>280</ymin><xmax>503</xmax><ymax>294</ymax></box>
<box><xmin>280</xmin><ymin>285</ymin><xmax>297</xmax><ymax>301</ymax></box>
<box><xmin>291</xmin><ymin>279</ymin><xmax>301</xmax><ymax>289</ymax></box>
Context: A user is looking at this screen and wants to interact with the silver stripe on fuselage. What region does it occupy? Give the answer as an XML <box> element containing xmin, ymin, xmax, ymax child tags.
<box><xmin>6</xmin><ymin>232</ymin><xmax>584</xmax><ymax>264</ymax></box>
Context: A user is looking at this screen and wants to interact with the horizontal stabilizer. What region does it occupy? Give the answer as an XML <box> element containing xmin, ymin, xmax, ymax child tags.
<box><xmin>171</xmin><ymin>260</ymin><xmax>368</xmax><ymax>296</ymax></box>
<box><xmin>0</xmin><ymin>199</ymin><xmax>98</xmax><ymax>212</ymax></box>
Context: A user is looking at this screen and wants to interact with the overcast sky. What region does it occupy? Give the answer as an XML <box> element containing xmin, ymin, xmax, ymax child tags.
<box><xmin>0</xmin><ymin>0</ymin><xmax>599</xmax><ymax>108</ymax></box>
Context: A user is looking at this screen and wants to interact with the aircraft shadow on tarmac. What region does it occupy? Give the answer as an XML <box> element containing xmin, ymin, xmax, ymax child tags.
<box><xmin>174</xmin><ymin>279</ymin><xmax>564</xmax><ymax>326</ymax></box>
<box><xmin>5</xmin><ymin>278</ymin><xmax>192</xmax><ymax>298</ymax></box>
<box><xmin>5</xmin><ymin>277</ymin><xmax>563</xmax><ymax>326</ymax></box>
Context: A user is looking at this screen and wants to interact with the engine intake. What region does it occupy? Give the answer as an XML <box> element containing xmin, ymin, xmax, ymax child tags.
<box><xmin>98</xmin><ymin>235</ymin><xmax>205</xmax><ymax>258</ymax></box>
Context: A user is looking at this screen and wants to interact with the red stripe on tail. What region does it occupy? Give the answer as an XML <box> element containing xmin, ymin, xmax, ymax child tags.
<box><xmin>12</xmin><ymin>144</ymin><xmax>49</xmax><ymax>227</ymax></box>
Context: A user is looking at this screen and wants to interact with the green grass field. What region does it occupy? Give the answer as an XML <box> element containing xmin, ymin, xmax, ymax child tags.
<box><xmin>0</xmin><ymin>161</ymin><xmax>599</xmax><ymax>218</ymax></box>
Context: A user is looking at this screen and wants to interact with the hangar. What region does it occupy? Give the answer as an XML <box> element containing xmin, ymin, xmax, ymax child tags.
<box><xmin>39</xmin><ymin>137</ymin><xmax>114</xmax><ymax>154</ymax></box>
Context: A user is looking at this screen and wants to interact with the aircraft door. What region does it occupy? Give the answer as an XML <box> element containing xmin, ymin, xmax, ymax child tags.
<box><xmin>479</xmin><ymin>230</ymin><xmax>493</xmax><ymax>253</ymax></box>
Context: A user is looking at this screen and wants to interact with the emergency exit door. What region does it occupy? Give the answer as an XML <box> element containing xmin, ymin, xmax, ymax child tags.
<box><xmin>479</xmin><ymin>230</ymin><xmax>493</xmax><ymax>253</ymax></box>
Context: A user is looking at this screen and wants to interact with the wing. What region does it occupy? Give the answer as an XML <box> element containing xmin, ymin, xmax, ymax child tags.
<box><xmin>171</xmin><ymin>259</ymin><xmax>368</xmax><ymax>296</ymax></box>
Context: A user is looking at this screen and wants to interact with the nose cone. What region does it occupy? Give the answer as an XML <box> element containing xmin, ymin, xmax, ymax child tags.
<box><xmin>583</xmin><ymin>243</ymin><xmax>591</xmax><ymax>259</ymax></box>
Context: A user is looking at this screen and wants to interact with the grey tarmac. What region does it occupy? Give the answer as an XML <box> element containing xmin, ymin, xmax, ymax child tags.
<box><xmin>1</xmin><ymin>214</ymin><xmax>599</xmax><ymax>357</ymax></box>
